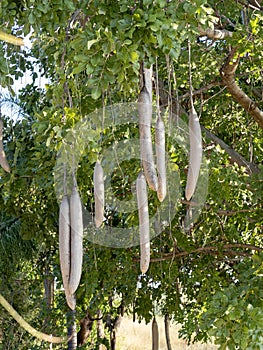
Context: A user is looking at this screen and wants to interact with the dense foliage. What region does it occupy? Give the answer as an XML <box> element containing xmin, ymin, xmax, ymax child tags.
<box><xmin>0</xmin><ymin>1</ymin><xmax>262</xmax><ymax>349</ymax></box>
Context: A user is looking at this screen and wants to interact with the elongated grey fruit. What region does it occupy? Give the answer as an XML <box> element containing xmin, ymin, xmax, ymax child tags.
<box><xmin>138</xmin><ymin>88</ymin><xmax>158</xmax><ymax>191</ymax></box>
<box><xmin>136</xmin><ymin>172</ymin><xmax>150</xmax><ymax>274</ymax></box>
<box><xmin>59</xmin><ymin>195</ymin><xmax>76</xmax><ymax>310</ymax></box>
<box><xmin>59</xmin><ymin>195</ymin><xmax>70</xmax><ymax>286</ymax></box>
<box><xmin>69</xmin><ymin>185</ymin><xmax>83</xmax><ymax>295</ymax></box>
<box><xmin>152</xmin><ymin>317</ymin><xmax>159</xmax><ymax>350</ymax></box>
<box><xmin>155</xmin><ymin>115</ymin><xmax>166</xmax><ymax>202</ymax></box>
<box><xmin>65</xmin><ymin>292</ymin><xmax>76</xmax><ymax>311</ymax></box>
<box><xmin>94</xmin><ymin>161</ymin><xmax>104</xmax><ymax>228</ymax></box>
<box><xmin>185</xmin><ymin>107</ymin><xmax>202</xmax><ymax>200</ymax></box>
<box><xmin>143</xmin><ymin>65</ymin><xmax>153</xmax><ymax>97</ymax></box>
<box><xmin>0</xmin><ymin>119</ymin><xmax>10</xmax><ymax>173</ymax></box>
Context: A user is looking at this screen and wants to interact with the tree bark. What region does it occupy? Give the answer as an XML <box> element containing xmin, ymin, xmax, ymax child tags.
<box><xmin>44</xmin><ymin>266</ymin><xmax>55</xmax><ymax>350</ymax></box>
<box><xmin>220</xmin><ymin>48</ymin><xmax>263</xmax><ymax>130</ymax></box>
<box><xmin>97</xmin><ymin>309</ymin><xmax>104</xmax><ymax>350</ymax></box>
<box><xmin>164</xmin><ymin>314</ymin><xmax>172</xmax><ymax>350</ymax></box>
<box><xmin>110</xmin><ymin>328</ymin><xmax>116</xmax><ymax>350</ymax></box>
<box><xmin>67</xmin><ymin>310</ymin><xmax>77</xmax><ymax>350</ymax></box>
<box><xmin>107</xmin><ymin>314</ymin><xmax>123</xmax><ymax>350</ymax></box>
<box><xmin>77</xmin><ymin>311</ymin><xmax>93</xmax><ymax>347</ymax></box>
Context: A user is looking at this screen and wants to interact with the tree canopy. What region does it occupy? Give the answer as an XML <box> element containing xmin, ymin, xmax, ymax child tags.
<box><xmin>0</xmin><ymin>1</ymin><xmax>263</xmax><ymax>349</ymax></box>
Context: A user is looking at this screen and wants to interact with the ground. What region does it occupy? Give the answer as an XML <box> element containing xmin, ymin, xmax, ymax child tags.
<box><xmin>116</xmin><ymin>316</ymin><xmax>218</xmax><ymax>350</ymax></box>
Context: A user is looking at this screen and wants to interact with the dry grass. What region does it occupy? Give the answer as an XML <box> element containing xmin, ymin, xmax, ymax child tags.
<box><xmin>116</xmin><ymin>316</ymin><xmax>218</xmax><ymax>350</ymax></box>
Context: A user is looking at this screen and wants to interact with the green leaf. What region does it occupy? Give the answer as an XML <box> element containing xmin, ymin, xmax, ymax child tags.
<box><xmin>129</xmin><ymin>51</ymin><xmax>139</xmax><ymax>62</ymax></box>
<box><xmin>28</xmin><ymin>12</ymin><xmax>35</xmax><ymax>25</ymax></box>
<box><xmin>86</xmin><ymin>64</ymin><xmax>94</xmax><ymax>74</ymax></box>
<box><xmin>64</xmin><ymin>0</ymin><xmax>75</xmax><ymax>11</ymax></box>
<box><xmin>87</xmin><ymin>39</ymin><xmax>98</xmax><ymax>50</ymax></box>
<box><xmin>74</xmin><ymin>54</ymin><xmax>88</xmax><ymax>62</ymax></box>
<box><xmin>72</xmin><ymin>62</ymin><xmax>87</xmax><ymax>74</ymax></box>
<box><xmin>91</xmin><ymin>87</ymin><xmax>101</xmax><ymax>100</ymax></box>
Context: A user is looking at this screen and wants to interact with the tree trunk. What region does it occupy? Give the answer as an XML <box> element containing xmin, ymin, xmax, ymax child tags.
<box><xmin>44</xmin><ymin>267</ymin><xmax>54</xmax><ymax>309</ymax></box>
<box><xmin>67</xmin><ymin>310</ymin><xmax>77</xmax><ymax>350</ymax></box>
<box><xmin>44</xmin><ymin>266</ymin><xmax>55</xmax><ymax>350</ymax></box>
<box><xmin>97</xmin><ymin>309</ymin><xmax>104</xmax><ymax>350</ymax></box>
<box><xmin>106</xmin><ymin>314</ymin><xmax>123</xmax><ymax>350</ymax></box>
<box><xmin>110</xmin><ymin>328</ymin><xmax>116</xmax><ymax>350</ymax></box>
<box><xmin>164</xmin><ymin>314</ymin><xmax>172</xmax><ymax>350</ymax></box>
<box><xmin>107</xmin><ymin>296</ymin><xmax>124</xmax><ymax>350</ymax></box>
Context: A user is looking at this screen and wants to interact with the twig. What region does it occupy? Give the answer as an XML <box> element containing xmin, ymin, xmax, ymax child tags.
<box><xmin>236</xmin><ymin>0</ymin><xmax>263</xmax><ymax>12</ymax></box>
<box><xmin>133</xmin><ymin>243</ymin><xmax>263</xmax><ymax>263</ymax></box>
<box><xmin>179</xmin><ymin>81</ymin><xmax>223</xmax><ymax>100</ymax></box>
<box><xmin>201</xmin><ymin>126</ymin><xmax>259</xmax><ymax>174</ymax></box>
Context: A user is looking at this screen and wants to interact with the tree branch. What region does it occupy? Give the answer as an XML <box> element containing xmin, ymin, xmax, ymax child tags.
<box><xmin>181</xmin><ymin>200</ymin><xmax>261</xmax><ymax>217</ymax></box>
<box><xmin>0</xmin><ymin>294</ymin><xmax>66</xmax><ymax>344</ymax></box>
<box><xmin>201</xmin><ymin>126</ymin><xmax>259</xmax><ymax>174</ymax></box>
<box><xmin>133</xmin><ymin>243</ymin><xmax>263</xmax><ymax>263</ymax></box>
<box><xmin>179</xmin><ymin>81</ymin><xmax>223</xmax><ymax>100</ymax></box>
<box><xmin>220</xmin><ymin>48</ymin><xmax>263</xmax><ymax>129</ymax></box>
<box><xmin>236</xmin><ymin>0</ymin><xmax>263</xmax><ymax>12</ymax></box>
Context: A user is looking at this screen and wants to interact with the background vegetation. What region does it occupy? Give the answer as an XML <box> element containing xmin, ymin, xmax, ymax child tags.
<box><xmin>0</xmin><ymin>1</ymin><xmax>262</xmax><ymax>349</ymax></box>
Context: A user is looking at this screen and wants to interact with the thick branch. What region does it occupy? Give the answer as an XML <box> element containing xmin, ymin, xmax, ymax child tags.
<box><xmin>198</xmin><ymin>27</ymin><xmax>233</xmax><ymax>40</ymax></box>
<box><xmin>0</xmin><ymin>30</ymin><xmax>24</xmax><ymax>46</ymax></box>
<box><xmin>220</xmin><ymin>49</ymin><xmax>263</xmax><ymax>129</ymax></box>
<box><xmin>133</xmin><ymin>243</ymin><xmax>262</xmax><ymax>263</ymax></box>
<box><xmin>0</xmin><ymin>294</ymin><xmax>66</xmax><ymax>344</ymax></box>
<box><xmin>201</xmin><ymin>126</ymin><xmax>259</xmax><ymax>174</ymax></box>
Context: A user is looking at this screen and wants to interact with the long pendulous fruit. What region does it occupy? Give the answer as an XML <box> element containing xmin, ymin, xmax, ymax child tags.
<box><xmin>0</xmin><ymin>119</ymin><xmax>10</xmax><ymax>173</ymax></box>
<box><xmin>59</xmin><ymin>195</ymin><xmax>76</xmax><ymax>310</ymax></box>
<box><xmin>69</xmin><ymin>185</ymin><xmax>83</xmax><ymax>295</ymax></box>
<box><xmin>93</xmin><ymin>160</ymin><xmax>104</xmax><ymax>228</ymax></box>
<box><xmin>185</xmin><ymin>106</ymin><xmax>202</xmax><ymax>200</ymax></box>
<box><xmin>155</xmin><ymin>115</ymin><xmax>166</xmax><ymax>202</ymax></box>
<box><xmin>136</xmin><ymin>172</ymin><xmax>150</xmax><ymax>274</ymax></box>
<box><xmin>152</xmin><ymin>317</ymin><xmax>159</xmax><ymax>350</ymax></box>
<box><xmin>138</xmin><ymin>88</ymin><xmax>158</xmax><ymax>192</ymax></box>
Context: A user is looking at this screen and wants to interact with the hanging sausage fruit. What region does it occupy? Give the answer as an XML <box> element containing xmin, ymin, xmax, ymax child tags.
<box><xmin>93</xmin><ymin>160</ymin><xmax>105</xmax><ymax>228</ymax></box>
<box><xmin>185</xmin><ymin>106</ymin><xmax>202</xmax><ymax>201</ymax></box>
<box><xmin>185</xmin><ymin>40</ymin><xmax>203</xmax><ymax>201</ymax></box>
<box><xmin>155</xmin><ymin>115</ymin><xmax>166</xmax><ymax>202</ymax></box>
<box><xmin>59</xmin><ymin>194</ymin><xmax>76</xmax><ymax>310</ymax></box>
<box><xmin>136</xmin><ymin>172</ymin><xmax>150</xmax><ymax>274</ymax></box>
<box><xmin>152</xmin><ymin>317</ymin><xmax>159</xmax><ymax>350</ymax></box>
<box><xmin>59</xmin><ymin>171</ymin><xmax>83</xmax><ymax>310</ymax></box>
<box><xmin>68</xmin><ymin>180</ymin><xmax>83</xmax><ymax>295</ymax></box>
<box><xmin>0</xmin><ymin>119</ymin><xmax>11</xmax><ymax>173</ymax></box>
<box><xmin>138</xmin><ymin>63</ymin><xmax>158</xmax><ymax>192</ymax></box>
